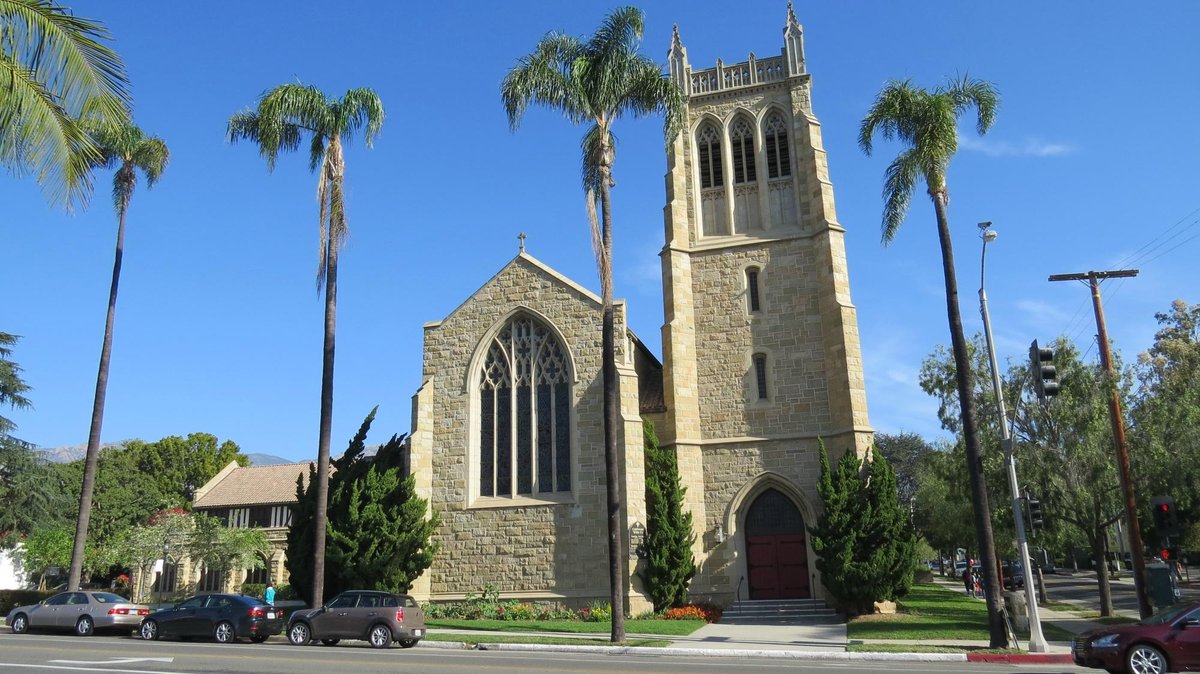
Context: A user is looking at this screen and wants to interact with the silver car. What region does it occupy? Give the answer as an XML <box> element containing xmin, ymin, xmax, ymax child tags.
<box><xmin>7</xmin><ymin>591</ymin><xmax>150</xmax><ymax>636</ymax></box>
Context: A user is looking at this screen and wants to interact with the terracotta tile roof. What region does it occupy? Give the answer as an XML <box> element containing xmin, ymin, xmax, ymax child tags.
<box><xmin>192</xmin><ymin>462</ymin><xmax>311</xmax><ymax>508</ymax></box>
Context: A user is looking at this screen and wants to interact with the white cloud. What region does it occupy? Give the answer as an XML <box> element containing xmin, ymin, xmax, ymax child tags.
<box><xmin>959</xmin><ymin>135</ymin><xmax>1074</xmax><ymax>157</ymax></box>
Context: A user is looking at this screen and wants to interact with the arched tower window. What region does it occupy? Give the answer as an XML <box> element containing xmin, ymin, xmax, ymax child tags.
<box><xmin>731</xmin><ymin>116</ymin><xmax>757</xmax><ymax>184</ymax></box>
<box><xmin>764</xmin><ymin>112</ymin><xmax>791</xmax><ymax>179</ymax></box>
<box><xmin>753</xmin><ymin>353</ymin><xmax>769</xmax><ymax>401</ymax></box>
<box><xmin>696</xmin><ymin>122</ymin><xmax>729</xmax><ymax>236</ymax></box>
<box><xmin>746</xmin><ymin>267</ymin><xmax>762</xmax><ymax>313</ymax></box>
<box><xmin>478</xmin><ymin>314</ymin><xmax>572</xmax><ymax>498</ymax></box>
<box><xmin>696</xmin><ymin>123</ymin><xmax>724</xmax><ymax>189</ymax></box>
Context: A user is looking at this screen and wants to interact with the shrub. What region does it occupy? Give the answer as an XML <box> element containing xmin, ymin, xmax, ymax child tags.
<box><xmin>241</xmin><ymin>583</ymin><xmax>266</xmax><ymax>598</ymax></box>
<box><xmin>0</xmin><ymin>590</ymin><xmax>55</xmax><ymax>617</ymax></box>
<box><xmin>581</xmin><ymin>600</ymin><xmax>611</xmax><ymax>622</ymax></box>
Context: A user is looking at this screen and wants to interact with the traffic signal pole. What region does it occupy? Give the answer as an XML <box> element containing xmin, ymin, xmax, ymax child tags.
<box><xmin>978</xmin><ymin>225</ymin><xmax>1047</xmax><ymax>651</ymax></box>
<box><xmin>1049</xmin><ymin>269</ymin><xmax>1151</xmax><ymax>618</ymax></box>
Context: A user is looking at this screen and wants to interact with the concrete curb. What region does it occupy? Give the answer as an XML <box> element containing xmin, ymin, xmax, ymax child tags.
<box><xmin>966</xmin><ymin>653</ymin><xmax>1075</xmax><ymax>664</ymax></box>
<box><xmin>475</xmin><ymin>643</ymin><xmax>967</xmax><ymax>661</ymax></box>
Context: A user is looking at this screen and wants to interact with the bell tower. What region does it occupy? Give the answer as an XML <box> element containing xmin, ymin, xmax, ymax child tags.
<box><xmin>659</xmin><ymin>4</ymin><xmax>873</xmax><ymax>603</ymax></box>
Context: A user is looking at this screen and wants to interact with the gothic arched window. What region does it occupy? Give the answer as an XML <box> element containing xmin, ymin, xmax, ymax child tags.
<box><xmin>697</xmin><ymin>123</ymin><xmax>724</xmax><ymax>189</ymax></box>
<box><xmin>731</xmin><ymin>116</ymin><xmax>757</xmax><ymax>184</ymax></box>
<box><xmin>764</xmin><ymin>112</ymin><xmax>791</xmax><ymax>179</ymax></box>
<box><xmin>478</xmin><ymin>314</ymin><xmax>572</xmax><ymax>498</ymax></box>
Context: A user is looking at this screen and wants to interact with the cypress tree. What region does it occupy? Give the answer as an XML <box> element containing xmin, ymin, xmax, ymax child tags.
<box><xmin>640</xmin><ymin>421</ymin><xmax>696</xmax><ymax>611</ymax></box>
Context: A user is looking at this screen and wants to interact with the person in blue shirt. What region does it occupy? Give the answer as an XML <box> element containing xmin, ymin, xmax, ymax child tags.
<box><xmin>264</xmin><ymin>582</ymin><xmax>276</xmax><ymax>606</ymax></box>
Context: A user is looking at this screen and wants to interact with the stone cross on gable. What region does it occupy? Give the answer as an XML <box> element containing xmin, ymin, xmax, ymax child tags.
<box><xmin>518</xmin><ymin>232</ymin><xmax>526</xmax><ymax>253</ymax></box>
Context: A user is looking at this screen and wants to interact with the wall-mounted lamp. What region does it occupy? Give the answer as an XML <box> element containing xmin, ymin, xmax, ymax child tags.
<box><xmin>715</xmin><ymin>523</ymin><xmax>726</xmax><ymax>544</ymax></box>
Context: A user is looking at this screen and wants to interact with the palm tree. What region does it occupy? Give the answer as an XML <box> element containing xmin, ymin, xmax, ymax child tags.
<box><xmin>501</xmin><ymin>6</ymin><xmax>681</xmax><ymax>642</ymax></box>
<box><xmin>66</xmin><ymin>122</ymin><xmax>168</xmax><ymax>590</ymax></box>
<box><xmin>228</xmin><ymin>84</ymin><xmax>383</xmax><ymax>607</ymax></box>
<box><xmin>858</xmin><ymin>76</ymin><xmax>1004</xmax><ymax>647</ymax></box>
<box><xmin>0</xmin><ymin>0</ymin><xmax>131</xmax><ymax>208</ymax></box>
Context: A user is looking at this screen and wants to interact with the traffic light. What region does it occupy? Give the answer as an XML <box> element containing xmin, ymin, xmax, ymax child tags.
<box><xmin>1151</xmin><ymin>495</ymin><xmax>1180</xmax><ymax>538</ymax></box>
<box><xmin>1027</xmin><ymin>496</ymin><xmax>1044</xmax><ymax>530</ymax></box>
<box><xmin>1161</xmin><ymin>547</ymin><xmax>1172</xmax><ymax>562</ymax></box>
<box><xmin>1029</xmin><ymin>340</ymin><xmax>1060</xmax><ymax>403</ymax></box>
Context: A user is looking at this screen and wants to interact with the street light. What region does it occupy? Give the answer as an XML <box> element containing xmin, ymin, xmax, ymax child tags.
<box><xmin>978</xmin><ymin>222</ymin><xmax>1048</xmax><ymax>652</ymax></box>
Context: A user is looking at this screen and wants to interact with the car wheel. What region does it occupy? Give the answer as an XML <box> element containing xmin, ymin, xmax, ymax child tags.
<box><xmin>287</xmin><ymin>622</ymin><xmax>311</xmax><ymax>646</ymax></box>
<box><xmin>139</xmin><ymin>620</ymin><xmax>159</xmax><ymax>641</ymax></box>
<box><xmin>75</xmin><ymin>616</ymin><xmax>94</xmax><ymax>637</ymax></box>
<box><xmin>10</xmin><ymin>614</ymin><xmax>28</xmax><ymax>634</ymax></box>
<box><xmin>213</xmin><ymin>621</ymin><xmax>235</xmax><ymax>644</ymax></box>
<box><xmin>320</xmin><ymin>638</ymin><xmax>340</xmax><ymax>646</ymax></box>
<box><xmin>1128</xmin><ymin>643</ymin><xmax>1167</xmax><ymax>674</ymax></box>
<box><xmin>368</xmin><ymin>624</ymin><xmax>392</xmax><ymax>649</ymax></box>
<box><xmin>398</xmin><ymin>638</ymin><xmax>418</xmax><ymax>649</ymax></box>
<box><xmin>250</xmin><ymin>635</ymin><xmax>269</xmax><ymax>643</ymax></box>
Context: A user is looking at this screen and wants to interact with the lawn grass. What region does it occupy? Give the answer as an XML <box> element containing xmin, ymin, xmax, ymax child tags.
<box><xmin>846</xmin><ymin>584</ymin><xmax>989</xmax><ymax>640</ymax></box>
<box><xmin>424</xmin><ymin>632</ymin><xmax>671</xmax><ymax>647</ymax></box>
<box><xmin>426</xmin><ymin>618</ymin><xmax>704</xmax><ymax>636</ymax></box>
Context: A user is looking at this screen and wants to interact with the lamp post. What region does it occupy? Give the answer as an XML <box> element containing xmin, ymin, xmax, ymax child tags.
<box><xmin>978</xmin><ymin>222</ymin><xmax>1047</xmax><ymax>652</ymax></box>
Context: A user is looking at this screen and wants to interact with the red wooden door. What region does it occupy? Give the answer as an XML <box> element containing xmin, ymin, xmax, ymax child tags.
<box><xmin>745</xmin><ymin>489</ymin><xmax>810</xmax><ymax>599</ymax></box>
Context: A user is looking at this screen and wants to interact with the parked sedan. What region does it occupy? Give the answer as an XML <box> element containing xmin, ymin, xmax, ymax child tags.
<box><xmin>7</xmin><ymin>591</ymin><xmax>150</xmax><ymax>636</ymax></box>
<box><xmin>1072</xmin><ymin>601</ymin><xmax>1200</xmax><ymax>674</ymax></box>
<box><xmin>287</xmin><ymin>590</ymin><xmax>425</xmax><ymax>649</ymax></box>
<box><xmin>139</xmin><ymin>593</ymin><xmax>285</xmax><ymax>644</ymax></box>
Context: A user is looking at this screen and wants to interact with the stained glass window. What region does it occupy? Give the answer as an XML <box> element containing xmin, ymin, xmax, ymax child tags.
<box><xmin>697</xmin><ymin>123</ymin><xmax>723</xmax><ymax>189</ymax></box>
<box><xmin>731</xmin><ymin>116</ymin><xmax>756</xmax><ymax>184</ymax></box>
<box><xmin>479</xmin><ymin>314</ymin><xmax>573</xmax><ymax>498</ymax></box>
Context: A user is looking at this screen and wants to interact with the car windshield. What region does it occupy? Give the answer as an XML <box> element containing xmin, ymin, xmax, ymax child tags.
<box><xmin>1141</xmin><ymin>604</ymin><xmax>1194</xmax><ymax>625</ymax></box>
<box><xmin>92</xmin><ymin>593</ymin><xmax>128</xmax><ymax>604</ymax></box>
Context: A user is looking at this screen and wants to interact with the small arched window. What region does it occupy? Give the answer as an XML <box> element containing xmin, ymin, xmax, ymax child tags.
<box><xmin>753</xmin><ymin>353</ymin><xmax>769</xmax><ymax>401</ymax></box>
<box><xmin>764</xmin><ymin>113</ymin><xmax>791</xmax><ymax>179</ymax></box>
<box><xmin>746</xmin><ymin>267</ymin><xmax>762</xmax><ymax>313</ymax></box>
<box><xmin>479</xmin><ymin>314</ymin><xmax>572</xmax><ymax>499</ymax></box>
<box><xmin>697</xmin><ymin>123</ymin><xmax>724</xmax><ymax>189</ymax></box>
<box><xmin>731</xmin><ymin>116</ymin><xmax>757</xmax><ymax>184</ymax></box>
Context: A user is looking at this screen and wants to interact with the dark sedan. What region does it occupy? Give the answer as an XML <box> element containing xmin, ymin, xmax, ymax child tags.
<box><xmin>7</xmin><ymin>591</ymin><xmax>150</xmax><ymax>636</ymax></box>
<box><xmin>1072</xmin><ymin>602</ymin><xmax>1200</xmax><ymax>674</ymax></box>
<box><xmin>139</xmin><ymin>593</ymin><xmax>285</xmax><ymax>644</ymax></box>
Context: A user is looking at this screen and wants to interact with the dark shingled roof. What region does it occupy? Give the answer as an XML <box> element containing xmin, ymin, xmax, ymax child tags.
<box><xmin>192</xmin><ymin>462</ymin><xmax>311</xmax><ymax>508</ymax></box>
<box><xmin>631</xmin><ymin>332</ymin><xmax>665</xmax><ymax>414</ymax></box>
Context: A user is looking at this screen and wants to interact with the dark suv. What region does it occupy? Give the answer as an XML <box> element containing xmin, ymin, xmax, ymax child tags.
<box><xmin>286</xmin><ymin>590</ymin><xmax>425</xmax><ymax>649</ymax></box>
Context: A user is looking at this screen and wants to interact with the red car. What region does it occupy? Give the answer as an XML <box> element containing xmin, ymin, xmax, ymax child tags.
<box><xmin>1072</xmin><ymin>602</ymin><xmax>1200</xmax><ymax>674</ymax></box>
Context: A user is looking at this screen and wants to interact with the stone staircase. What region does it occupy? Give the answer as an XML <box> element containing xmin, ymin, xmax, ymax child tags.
<box><xmin>718</xmin><ymin>598</ymin><xmax>838</xmax><ymax>625</ymax></box>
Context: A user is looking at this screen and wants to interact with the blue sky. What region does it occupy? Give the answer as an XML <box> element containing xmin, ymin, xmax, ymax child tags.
<box><xmin>6</xmin><ymin>2</ymin><xmax>1199</xmax><ymax>461</ymax></box>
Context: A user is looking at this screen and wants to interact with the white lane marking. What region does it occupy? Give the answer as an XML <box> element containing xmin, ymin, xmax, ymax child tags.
<box><xmin>0</xmin><ymin>665</ymin><xmax>189</xmax><ymax>674</ymax></box>
<box><xmin>49</xmin><ymin>658</ymin><xmax>174</xmax><ymax>665</ymax></box>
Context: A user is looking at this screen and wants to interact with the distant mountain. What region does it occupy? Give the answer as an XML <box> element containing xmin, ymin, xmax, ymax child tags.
<box><xmin>246</xmin><ymin>453</ymin><xmax>292</xmax><ymax>466</ymax></box>
<box><xmin>37</xmin><ymin>441</ymin><xmax>127</xmax><ymax>464</ymax></box>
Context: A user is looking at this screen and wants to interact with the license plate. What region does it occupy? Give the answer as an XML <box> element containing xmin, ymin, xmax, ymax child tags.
<box><xmin>267</xmin><ymin>612</ymin><xmax>275</xmax><ymax>619</ymax></box>
<box><xmin>414</xmin><ymin>629</ymin><xmax>423</xmax><ymax>636</ymax></box>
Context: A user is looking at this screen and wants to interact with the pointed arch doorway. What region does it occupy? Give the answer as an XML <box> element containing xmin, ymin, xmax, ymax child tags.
<box><xmin>744</xmin><ymin>488</ymin><xmax>810</xmax><ymax>599</ymax></box>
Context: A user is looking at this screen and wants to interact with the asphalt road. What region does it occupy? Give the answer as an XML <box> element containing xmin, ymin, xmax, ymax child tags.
<box><xmin>0</xmin><ymin>632</ymin><xmax>1095</xmax><ymax>674</ymax></box>
<box><xmin>1039</xmin><ymin>568</ymin><xmax>1199</xmax><ymax>614</ymax></box>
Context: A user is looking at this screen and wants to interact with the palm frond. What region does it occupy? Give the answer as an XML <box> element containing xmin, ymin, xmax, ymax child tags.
<box><xmin>609</xmin><ymin>57</ymin><xmax>684</xmax><ymax>147</ymax></box>
<box><xmin>880</xmin><ymin>148</ymin><xmax>921</xmax><ymax>244</ymax></box>
<box><xmin>500</xmin><ymin>32</ymin><xmax>584</xmax><ymax>129</ymax></box>
<box><xmin>132</xmin><ymin>136</ymin><xmax>169</xmax><ymax>188</ymax></box>
<box><xmin>338</xmin><ymin>88</ymin><xmax>385</xmax><ymax>146</ymax></box>
<box><xmin>942</xmin><ymin>75</ymin><xmax>1000</xmax><ymax>136</ymax></box>
<box><xmin>858</xmin><ymin>79</ymin><xmax>924</xmax><ymax>155</ymax></box>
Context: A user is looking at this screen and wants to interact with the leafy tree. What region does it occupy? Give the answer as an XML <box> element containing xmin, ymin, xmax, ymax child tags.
<box><xmin>909</xmin><ymin>442</ymin><xmax>975</xmax><ymax>563</ymax></box>
<box><xmin>0</xmin><ymin>332</ymin><xmax>32</xmax><ymax>440</ymax></box>
<box><xmin>874</xmin><ymin>432</ymin><xmax>937</xmax><ymax>509</ymax></box>
<box><xmin>19</xmin><ymin>523</ymin><xmax>107</xmax><ymax>588</ymax></box>
<box><xmin>68</xmin><ymin>122</ymin><xmax>169</xmax><ymax>590</ymax></box>
<box><xmin>639</xmin><ymin>421</ymin><xmax>695</xmax><ymax>611</ymax></box>
<box><xmin>110</xmin><ymin>509</ymin><xmax>190</xmax><ymax>602</ymax></box>
<box><xmin>859</xmin><ymin>75</ymin><xmax>1005</xmax><ymax>647</ymax></box>
<box><xmin>229</xmin><ymin>83</ymin><xmax>384</xmax><ymax>607</ymax></box>
<box><xmin>188</xmin><ymin>512</ymin><xmax>268</xmax><ymax>585</ymax></box>
<box><xmin>1132</xmin><ymin>300</ymin><xmax>1200</xmax><ymax>534</ymax></box>
<box><xmin>124</xmin><ymin>433</ymin><xmax>248</xmax><ymax>506</ymax></box>
<box><xmin>0</xmin><ymin>0</ymin><xmax>131</xmax><ymax>207</ymax></box>
<box><xmin>0</xmin><ymin>437</ymin><xmax>71</xmax><ymax>546</ymax></box>
<box><xmin>501</xmin><ymin>6</ymin><xmax>682</xmax><ymax>641</ymax></box>
<box><xmin>324</xmin><ymin>409</ymin><xmax>438</xmax><ymax>596</ymax></box>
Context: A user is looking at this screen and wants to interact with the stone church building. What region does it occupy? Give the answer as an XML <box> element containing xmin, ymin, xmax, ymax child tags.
<box><xmin>407</xmin><ymin>6</ymin><xmax>872</xmax><ymax>613</ymax></box>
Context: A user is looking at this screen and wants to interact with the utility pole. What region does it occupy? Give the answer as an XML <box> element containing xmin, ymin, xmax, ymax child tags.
<box><xmin>978</xmin><ymin>223</ymin><xmax>1047</xmax><ymax>651</ymax></box>
<box><xmin>1048</xmin><ymin>269</ymin><xmax>1151</xmax><ymax>618</ymax></box>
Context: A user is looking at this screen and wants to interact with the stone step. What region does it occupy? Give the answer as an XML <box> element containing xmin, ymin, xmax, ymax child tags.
<box><xmin>720</xmin><ymin>598</ymin><xmax>837</xmax><ymax>624</ymax></box>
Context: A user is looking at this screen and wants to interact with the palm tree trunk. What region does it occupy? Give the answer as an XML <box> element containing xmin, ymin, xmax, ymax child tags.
<box><xmin>599</xmin><ymin>157</ymin><xmax>626</xmax><ymax>643</ymax></box>
<box><xmin>68</xmin><ymin>204</ymin><xmax>128</xmax><ymax>590</ymax></box>
<box><xmin>311</xmin><ymin>158</ymin><xmax>341</xmax><ymax>607</ymax></box>
<box><xmin>931</xmin><ymin>191</ymin><xmax>1005</xmax><ymax>647</ymax></box>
